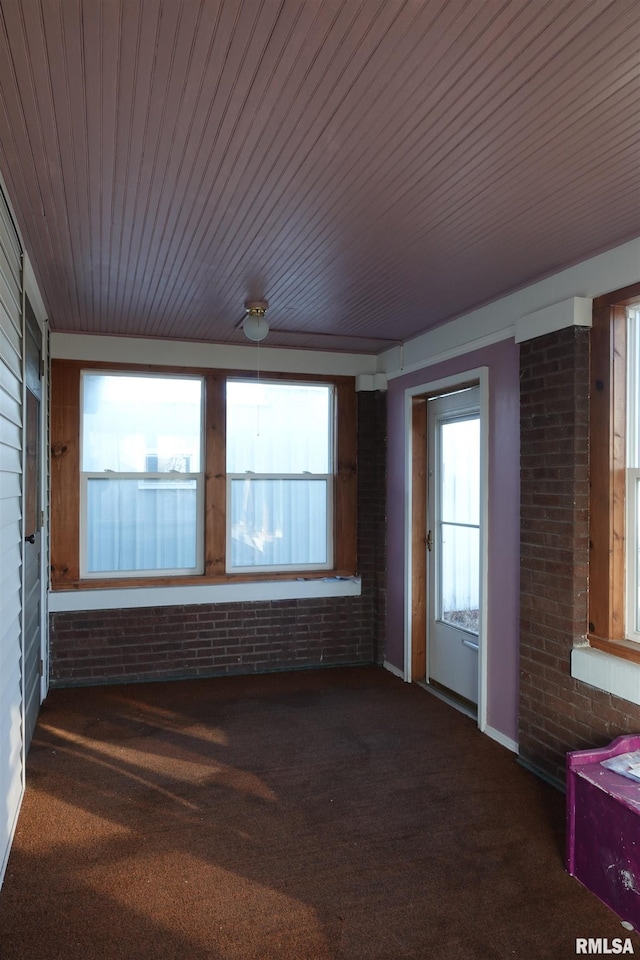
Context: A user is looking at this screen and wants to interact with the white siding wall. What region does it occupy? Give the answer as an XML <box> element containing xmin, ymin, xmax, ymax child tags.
<box><xmin>0</xmin><ymin>185</ymin><xmax>24</xmax><ymax>885</ymax></box>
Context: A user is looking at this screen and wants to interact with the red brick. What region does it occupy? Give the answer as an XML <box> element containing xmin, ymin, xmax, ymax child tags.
<box><xmin>520</xmin><ymin>327</ymin><xmax>640</xmax><ymax>779</ymax></box>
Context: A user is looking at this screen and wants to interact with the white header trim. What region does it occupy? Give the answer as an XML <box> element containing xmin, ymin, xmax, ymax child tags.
<box><xmin>23</xmin><ymin>255</ymin><xmax>48</xmax><ymax>325</ymax></box>
<box><xmin>385</xmin><ymin>329</ymin><xmax>509</xmax><ymax>382</ymax></box>
<box><xmin>356</xmin><ymin>373</ymin><xmax>388</xmax><ymax>392</ymax></box>
<box><xmin>51</xmin><ymin>332</ymin><xmax>377</xmax><ymax>378</ymax></box>
<box><xmin>514</xmin><ymin>297</ymin><xmax>592</xmax><ymax>344</ymax></box>
<box><xmin>48</xmin><ymin>576</ymin><xmax>361</xmax><ymax>613</ymax></box>
<box><xmin>379</xmin><ymin>237</ymin><xmax>640</xmax><ymax>379</ymax></box>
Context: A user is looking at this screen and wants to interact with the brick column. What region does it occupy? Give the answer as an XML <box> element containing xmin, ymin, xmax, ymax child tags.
<box><xmin>357</xmin><ymin>390</ymin><xmax>387</xmax><ymax>663</ymax></box>
<box><xmin>519</xmin><ymin>326</ymin><xmax>590</xmax><ymax>784</ymax></box>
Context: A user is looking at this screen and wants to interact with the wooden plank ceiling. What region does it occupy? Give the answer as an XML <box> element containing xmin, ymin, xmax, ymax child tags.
<box><xmin>0</xmin><ymin>0</ymin><xmax>638</xmax><ymax>353</ymax></box>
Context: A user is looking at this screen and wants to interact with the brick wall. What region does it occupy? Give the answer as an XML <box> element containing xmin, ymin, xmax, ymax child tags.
<box><xmin>519</xmin><ymin>326</ymin><xmax>640</xmax><ymax>786</ymax></box>
<box><xmin>50</xmin><ymin>390</ymin><xmax>387</xmax><ymax>686</ymax></box>
<box><xmin>357</xmin><ymin>389</ymin><xmax>387</xmax><ymax>663</ymax></box>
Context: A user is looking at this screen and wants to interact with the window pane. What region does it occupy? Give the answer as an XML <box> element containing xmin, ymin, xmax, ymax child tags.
<box><xmin>441</xmin><ymin>418</ymin><xmax>480</xmax><ymax>525</ymax></box>
<box><xmin>440</xmin><ymin>523</ymin><xmax>479</xmax><ymax>634</ymax></box>
<box><xmin>226</xmin><ymin>381</ymin><xmax>331</xmax><ymax>473</ymax></box>
<box><xmin>86</xmin><ymin>478</ymin><xmax>198</xmax><ymax>573</ymax></box>
<box><xmin>230</xmin><ymin>478</ymin><xmax>328</xmax><ymax>568</ymax></box>
<box><xmin>82</xmin><ymin>374</ymin><xmax>202</xmax><ymax>472</ymax></box>
<box><xmin>628</xmin><ymin>308</ymin><xmax>640</xmax><ymax>469</ymax></box>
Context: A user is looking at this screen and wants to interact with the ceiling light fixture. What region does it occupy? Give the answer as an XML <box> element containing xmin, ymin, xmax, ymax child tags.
<box><xmin>242</xmin><ymin>299</ymin><xmax>269</xmax><ymax>342</ymax></box>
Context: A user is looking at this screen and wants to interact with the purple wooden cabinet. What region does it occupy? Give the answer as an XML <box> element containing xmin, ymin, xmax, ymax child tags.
<box><xmin>567</xmin><ymin>735</ymin><xmax>640</xmax><ymax>927</ymax></box>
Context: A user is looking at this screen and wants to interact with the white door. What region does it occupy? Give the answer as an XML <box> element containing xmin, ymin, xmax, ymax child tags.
<box><xmin>427</xmin><ymin>387</ymin><xmax>481</xmax><ymax>707</ymax></box>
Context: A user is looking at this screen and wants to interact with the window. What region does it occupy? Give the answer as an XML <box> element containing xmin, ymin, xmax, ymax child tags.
<box><xmin>80</xmin><ymin>372</ymin><xmax>204</xmax><ymax>578</ymax></box>
<box><xmin>226</xmin><ymin>380</ymin><xmax>334</xmax><ymax>572</ymax></box>
<box><xmin>588</xmin><ymin>282</ymin><xmax>640</xmax><ymax>663</ymax></box>
<box><xmin>50</xmin><ymin>361</ymin><xmax>356</xmax><ymax>588</ymax></box>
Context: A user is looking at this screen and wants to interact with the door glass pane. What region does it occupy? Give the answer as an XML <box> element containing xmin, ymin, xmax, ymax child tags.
<box><xmin>230</xmin><ymin>478</ymin><xmax>327</xmax><ymax>568</ymax></box>
<box><xmin>439</xmin><ymin>414</ymin><xmax>480</xmax><ymax>634</ymax></box>
<box><xmin>86</xmin><ymin>478</ymin><xmax>198</xmax><ymax>573</ymax></box>
<box><xmin>440</xmin><ymin>523</ymin><xmax>479</xmax><ymax>634</ymax></box>
<box><xmin>440</xmin><ymin>418</ymin><xmax>479</xmax><ymax>525</ymax></box>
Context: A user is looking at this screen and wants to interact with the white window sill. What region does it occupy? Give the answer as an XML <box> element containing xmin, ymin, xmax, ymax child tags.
<box><xmin>571</xmin><ymin>646</ymin><xmax>640</xmax><ymax>706</ymax></box>
<box><xmin>48</xmin><ymin>576</ymin><xmax>361</xmax><ymax>613</ymax></box>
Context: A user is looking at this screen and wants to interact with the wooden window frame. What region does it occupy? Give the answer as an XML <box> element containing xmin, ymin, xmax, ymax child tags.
<box><xmin>588</xmin><ymin>282</ymin><xmax>640</xmax><ymax>664</ymax></box>
<box><xmin>50</xmin><ymin>359</ymin><xmax>357</xmax><ymax>590</ymax></box>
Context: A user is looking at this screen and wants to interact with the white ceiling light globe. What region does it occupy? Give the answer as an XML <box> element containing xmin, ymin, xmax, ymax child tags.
<box><xmin>242</xmin><ymin>314</ymin><xmax>269</xmax><ymax>342</ymax></box>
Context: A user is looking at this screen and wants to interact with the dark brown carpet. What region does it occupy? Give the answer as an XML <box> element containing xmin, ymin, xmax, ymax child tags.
<box><xmin>0</xmin><ymin>665</ymin><xmax>635</xmax><ymax>959</ymax></box>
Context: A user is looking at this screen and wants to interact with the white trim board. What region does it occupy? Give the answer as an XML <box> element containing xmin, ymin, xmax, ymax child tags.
<box><xmin>356</xmin><ymin>373</ymin><xmax>388</xmax><ymax>392</ymax></box>
<box><xmin>383</xmin><ymin>660</ymin><xmax>406</xmax><ymax>682</ymax></box>
<box><xmin>51</xmin><ymin>332</ymin><xmax>377</xmax><ymax>379</ymax></box>
<box><xmin>48</xmin><ymin>576</ymin><xmax>362</xmax><ymax>613</ymax></box>
<box><xmin>384</xmin><ymin>329</ymin><xmax>511</xmax><ymax>382</ymax></box>
<box><xmin>571</xmin><ymin>646</ymin><xmax>640</xmax><ymax>706</ymax></box>
<box><xmin>379</xmin><ymin>237</ymin><xmax>640</xmax><ymax>380</ymax></box>
<box><xmin>23</xmin><ymin>256</ymin><xmax>48</xmax><ymax>325</ymax></box>
<box><xmin>514</xmin><ymin>297</ymin><xmax>591</xmax><ymax>344</ymax></box>
<box><xmin>484</xmin><ymin>726</ymin><xmax>518</xmax><ymax>754</ymax></box>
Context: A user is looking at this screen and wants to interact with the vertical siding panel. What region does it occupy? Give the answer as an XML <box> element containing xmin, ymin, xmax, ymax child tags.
<box><xmin>0</xmin><ymin>182</ymin><xmax>24</xmax><ymax>886</ymax></box>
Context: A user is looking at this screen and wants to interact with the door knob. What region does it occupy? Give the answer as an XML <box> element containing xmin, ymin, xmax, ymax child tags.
<box><xmin>24</xmin><ymin>533</ymin><xmax>35</xmax><ymax>544</ymax></box>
